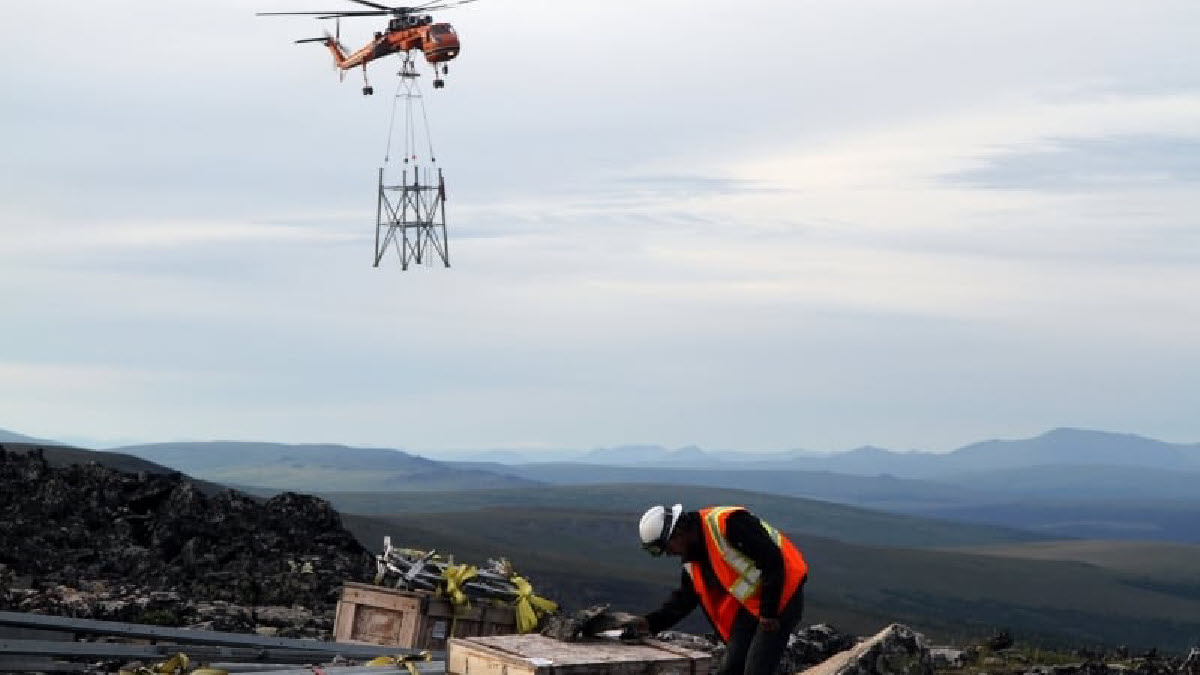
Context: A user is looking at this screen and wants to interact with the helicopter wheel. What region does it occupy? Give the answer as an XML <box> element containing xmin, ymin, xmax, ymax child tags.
<box><xmin>433</xmin><ymin>79</ymin><xmax>445</xmax><ymax>89</ymax></box>
<box><xmin>363</xmin><ymin>86</ymin><xmax>374</xmax><ymax>95</ymax></box>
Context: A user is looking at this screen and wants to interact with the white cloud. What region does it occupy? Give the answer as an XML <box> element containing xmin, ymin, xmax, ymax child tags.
<box><xmin>1</xmin><ymin>1</ymin><xmax>1199</xmax><ymax>451</ymax></box>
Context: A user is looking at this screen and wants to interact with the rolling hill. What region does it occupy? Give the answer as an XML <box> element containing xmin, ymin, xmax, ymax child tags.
<box><xmin>1</xmin><ymin>441</ymin><xmax>191</xmax><ymax>475</ymax></box>
<box><xmin>337</xmin><ymin>506</ymin><xmax>1200</xmax><ymax>652</ymax></box>
<box><xmin>910</xmin><ymin>499</ymin><xmax>1200</xmax><ymax>543</ymax></box>
<box><xmin>0</xmin><ymin>428</ymin><xmax>60</xmax><ymax>446</ymax></box>
<box><xmin>433</xmin><ymin>462</ymin><xmax>1200</xmax><ymax>542</ymax></box>
<box><xmin>945</xmin><ymin>539</ymin><xmax>1200</xmax><ymax>582</ymax></box>
<box><xmin>441</xmin><ymin>462</ymin><xmax>994</xmax><ymax>512</ymax></box>
<box><xmin>105</xmin><ymin>432</ymin><xmax>1200</xmax><ymax>543</ymax></box>
<box><xmin>260</xmin><ymin>483</ymin><xmax>1051</xmax><ymax>549</ymax></box>
<box><xmin>112</xmin><ymin>441</ymin><xmax>540</xmax><ymax>492</ymax></box>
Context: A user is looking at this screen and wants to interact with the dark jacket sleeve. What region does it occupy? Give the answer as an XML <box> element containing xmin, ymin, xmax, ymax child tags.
<box><xmin>644</xmin><ymin>569</ymin><xmax>699</xmax><ymax>634</ymax></box>
<box><xmin>725</xmin><ymin>509</ymin><xmax>785</xmax><ymax>619</ymax></box>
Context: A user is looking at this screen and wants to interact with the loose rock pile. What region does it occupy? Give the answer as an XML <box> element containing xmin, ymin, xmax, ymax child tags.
<box><xmin>0</xmin><ymin>446</ymin><xmax>373</xmax><ymax>635</ymax></box>
<box><xmin>803</xmin><ymin>623</ymin><xmax>932</xmax><ymax>675</ymax></box>
<box><xmin>782</xmin><ymin>624</ymin><xmax>862</xmax><ymax>672</ymax></box>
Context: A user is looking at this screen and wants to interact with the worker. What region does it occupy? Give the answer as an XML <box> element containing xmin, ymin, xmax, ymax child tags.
<box><xmin>631</xmin><ymin>504</ymin><xmax>808</xmax><ymax>675</ymax></box>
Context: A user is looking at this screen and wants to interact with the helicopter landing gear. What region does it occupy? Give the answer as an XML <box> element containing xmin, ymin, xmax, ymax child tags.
<box><xmin>432</xmin><ymin>64</ymin><xmax>448</xmax><ymax>88</ymax></box>
<box><xmin>361</xmin><ymin>65</ymin><xmax>373</xmax><ymax>96</ymax></box>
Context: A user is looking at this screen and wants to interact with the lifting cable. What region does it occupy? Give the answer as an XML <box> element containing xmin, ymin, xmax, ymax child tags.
<box><xmin>383</xmin><ymin>56</ymin><xmax>437</xmax><ymax>170</ymax></box>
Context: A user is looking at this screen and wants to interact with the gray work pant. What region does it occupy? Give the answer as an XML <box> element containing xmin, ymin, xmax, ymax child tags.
<box><xmin>716</xmin><ymin>585</ymin><xmax>806</xmax><ymax>675</ymax></box>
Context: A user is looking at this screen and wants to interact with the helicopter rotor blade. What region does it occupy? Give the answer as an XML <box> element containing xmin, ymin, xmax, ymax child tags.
<box><xmin>406</xmin><ymin>0</ymin><xmax>480</xmax><ymax>12</ymax></box>
<box><xmin>316</xmin><ymin>12</ymin><xmax>387</xmax><ymax>19</ymax></box>
<box><xmin>257</xmin><ymin>10</ymin><xmax>390</xmax><ymax>16</ymax></box>
<box><xmin>256</xmin><ymin>0</ymin><xmax>479</xmax><ymax>20</ymax></box>
<box><xmin>345</xmin><ymin>0</ymin><xmax>395</xmax><ymax>10</ymax></box>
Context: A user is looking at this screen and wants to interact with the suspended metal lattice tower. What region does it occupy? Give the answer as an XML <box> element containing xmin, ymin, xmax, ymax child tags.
<box><xmin>374</xmin><ymin>57</ymin><xmax>449</xmax><ymax>270</ymax></box>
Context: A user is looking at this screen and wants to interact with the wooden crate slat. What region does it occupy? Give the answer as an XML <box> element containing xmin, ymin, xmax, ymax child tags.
<box><xmin>448</xmin><ymin>634</ymin><xmax>711</xmax><ymax>675</ymax></box>
<box><xmin>335</xmin><ymin>583</ymin><xmax>517</xmax><ymax>651</ymax></box>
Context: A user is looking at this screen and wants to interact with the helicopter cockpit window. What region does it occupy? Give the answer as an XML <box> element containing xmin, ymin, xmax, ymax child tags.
<box><xmin>430</xmin><ymin>24</ymin><xmax>456</xmax><ymax>36</ymax></box>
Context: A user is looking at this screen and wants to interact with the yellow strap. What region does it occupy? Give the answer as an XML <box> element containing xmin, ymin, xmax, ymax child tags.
<box><xmin>157</xmin><ymin>653</ymin><xmax>189</xmax><ymax>674</ymax></box>
<box><xmin>510</xmin><ymin>574</ymin><xmax>558</xmax><ymax>634</ymax></box>
<box><xmin>121</xmin><ymin>653</ymin><xmax>192</xmax><ymax>675</ymax></box>
<box><xmin>441</xmin><ymin>563</ymin><xmax>478</xmax><ymax>609</ymax></box>
<box><xmin>441</xmin><ymin>565</ymin><xmax>477</xmax><ymax>639</ymax></box>
<box><xmin>367</xmin><ymin>650</ymin><xmax>432</xmax><ymax>673</ymax></box>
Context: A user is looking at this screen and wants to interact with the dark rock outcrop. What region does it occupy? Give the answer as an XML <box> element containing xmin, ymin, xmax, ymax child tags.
<box><xmin>0</xmin><ymin>446</ymin><xmax>373</xmax><ymax>631</ymax></box>
<box><xmin>782</xmin><ymin>624</ymin><xmax>860</xmax><ymax>672</ymax></box>
<box><xmin>800</xmin><ymin>623</ymin><xmax>932</xmax><ymax>675</ymax></box>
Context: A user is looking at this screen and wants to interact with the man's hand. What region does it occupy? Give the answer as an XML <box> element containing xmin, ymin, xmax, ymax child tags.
<box><xmin>759</xmin><ymin>617</ymin><xmax>780</xmax><ymax>632</ymax></box>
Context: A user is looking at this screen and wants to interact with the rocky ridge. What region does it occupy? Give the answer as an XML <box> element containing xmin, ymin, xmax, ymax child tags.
<box><xmin>0</xmin><ymin>446</ymin><xmax>373</xmax><ymax>636</ymax></box>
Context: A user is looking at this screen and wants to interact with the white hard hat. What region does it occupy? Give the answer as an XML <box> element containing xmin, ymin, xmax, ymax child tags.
<box><xmin>639</xmin><ymin>504</ymin><xmax>683</xmax><ymax>556</ymax></box>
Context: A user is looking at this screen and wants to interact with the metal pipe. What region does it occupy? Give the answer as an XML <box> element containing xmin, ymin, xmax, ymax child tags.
<box><xmin>0</xmin><ymin>612</ymin><xmax>440</xmax><ymax>659</ymax></box>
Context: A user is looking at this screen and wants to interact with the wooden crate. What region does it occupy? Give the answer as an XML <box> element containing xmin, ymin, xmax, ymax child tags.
<box><xmin>447</xmin><ymin>634</ymin><xmax>711</xmax><ymax>675</ymax></box>
<box><xmin>334</xmin><ymin>582</ymin><xmax>518</xmax><ymax>651</ymax></box>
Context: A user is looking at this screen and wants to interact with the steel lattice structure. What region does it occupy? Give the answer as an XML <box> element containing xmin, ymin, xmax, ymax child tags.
<box><xmin>374</xmin><ymin>57</ymin><xmax>450</xmax><ymax>270</ymax></box>
<box><xmin>374</xmin><ymin>165</ymin><xmax>449</xmax><ymax>269</ymax></box>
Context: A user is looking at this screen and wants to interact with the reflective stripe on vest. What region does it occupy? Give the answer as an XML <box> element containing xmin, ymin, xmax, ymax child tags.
<box><xmin>702</xmin><ymin>506</ymin><xmax>787</xmax><ymax>602</ymax></box>
<box><xmin>684</xmin><ymin>506</ymin><xmax>808</xmax><ymax>642</ymax></box>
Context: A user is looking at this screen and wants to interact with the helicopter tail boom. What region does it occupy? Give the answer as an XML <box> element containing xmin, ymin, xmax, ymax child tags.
<box><xmin>293</xmin><ymin>30</ymin><xmax>358</xmax><ymax>70</ymax></box>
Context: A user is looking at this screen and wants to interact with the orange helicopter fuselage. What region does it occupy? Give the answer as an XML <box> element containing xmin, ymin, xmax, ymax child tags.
<box><xmin>326</xmin><ymin>22</ymin><xmax>461</xmax><ymax>71</ymax></box>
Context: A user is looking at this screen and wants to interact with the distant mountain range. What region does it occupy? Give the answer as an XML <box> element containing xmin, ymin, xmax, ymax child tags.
<box><xmin>562</xmin><ymin>428</ymin><xmax>1200</xmax><ymax>477</ymax></box>
<box><xmin>10</xmin><ymin>426</ymin><xmax>1199</xmax><ymax>476</ymax></box>
<box><xmin>7</xmin><ymin>426</ymin><xmax>1200</xmax><ymax>541</ymax></box>
<box><xmin>0</xmin><ymin>427</ymin><xmax>60</xmax><ymax>446</ymax></box>
<box><xmin>108</xmin><ymin>441</ymin><xmax>538</xmax><ymax>492</ymax></box>
<box><xmin>423</xmin><ymin>428</ymin><xmax>1200</xmax><ymax>477</ymax></box>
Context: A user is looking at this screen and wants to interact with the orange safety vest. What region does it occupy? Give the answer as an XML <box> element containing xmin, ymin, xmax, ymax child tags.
<box><xmin>683</xmin><ymin>506</ymin><xmax>808</xmax><ymax>641</ymax></box>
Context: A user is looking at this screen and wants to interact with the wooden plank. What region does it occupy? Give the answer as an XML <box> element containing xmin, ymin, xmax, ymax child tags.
<box><xmin>448</xmin><ymin>635</ymin><xmax>710</xmax><ymax>675</ymax></box>
<box><xmin>448</xmin><ymin>638</ymin><xmax>539</xmax><ymax>675</ymax></box>
<box><xmin>465</xmin><ymin>635</ymin><xmax>705</xmax><ymax>665</ymax></box>
<box><xmin>333</xmin><ymin>599</ymin><xmax>355</xmax><ymax>644</ymax></box>
<box><xmin>342</xmin><ymin>585</ymin><xmax>424</xmax><ymax>613</ymax></box>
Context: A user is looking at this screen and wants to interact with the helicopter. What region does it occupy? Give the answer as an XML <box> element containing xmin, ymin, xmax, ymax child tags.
<box><xmin>258</xmin><ymin>0</ymin><xmax>478</xmax><ymax>94</ymax></box>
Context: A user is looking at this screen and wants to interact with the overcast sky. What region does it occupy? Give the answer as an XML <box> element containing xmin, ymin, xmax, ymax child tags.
<box><xmin>1</xmin><ymin>1</ymin><xmax>1197</xmax><ymax>455</ymax></box>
